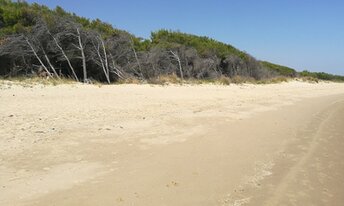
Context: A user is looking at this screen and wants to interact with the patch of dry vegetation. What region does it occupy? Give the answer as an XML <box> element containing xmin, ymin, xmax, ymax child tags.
<box><xmin>1</xmin><ymin>74</ymin><xmax>340</xmax><ymax>89</ymax></box>
<box><xmin>299</xmin><ymin>76</ymin><xmax>320</xmax><ymax>83</ymax></box>
<box><xmin>117</xmin><ymin>77</ymin><xmax>143</xmax><ymax>84</ymax></box>
<box><xmin>147</xmin><ymin>74</ymin><xmax>183</xmax><ymax>85</ymax></box>
<box><xmin>0</xmin><ymin>77</ymin><xmax>75</xmax><ymax>88</ymax></box>
<box><xmin>256</xmin><ymin>77</ymin><xmax>289</xmax><ymax>84</ymax></box>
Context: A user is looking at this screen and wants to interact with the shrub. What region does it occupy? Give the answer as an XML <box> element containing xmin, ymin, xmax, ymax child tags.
<box><xmin>218</xmin><ymin>76</ymin><xmax>231</xmax><ymax>85</ymax></box>
<box><xmin>230</xmin><ymin>76</ymin><xmax>255</xmax><ymax>84</ymax></box>
<box><xmin>147</xmin><ymin>74</ymin><xmax>182</xmax><ymax>85</ymax></box>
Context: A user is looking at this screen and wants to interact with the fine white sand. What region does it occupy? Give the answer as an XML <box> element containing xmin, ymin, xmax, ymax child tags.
<box><xmin>1</xmin><ymin>81</ymin><xmax>344</xmax><ymax>206</ymax></box>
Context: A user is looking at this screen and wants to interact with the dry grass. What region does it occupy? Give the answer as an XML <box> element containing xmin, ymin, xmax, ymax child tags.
<box><xmin>1</xmin><ymin>75</ymin><xmax>331</xmax><ymax>88</ymax></box>
<box><xmin>146</xmin><ymin>75</ymin><xmax>259</xmax><ymax>86</ymax></box>
<box><xmin>147</xmin><ymin>74</ymin><xmax>183</xmax><ymax>85</ymax></box>
<box><xmin>229</xmin><ymin>76</ymin><xmax>256</xmax><ymax>84</ymax></box>
<box><xmin>0</xmin><ymin>76</ymin><xmax>75</xmax><ymax>88</ymax></box>
<box><xmin>117</xmin><ymin>77</ymin><xmax>142</xmax><ymax>84</ymax></box>
<box><xmin>299</xmin><ymin>76</ymin><xmax>319</xmax><ymax>83</ymax></box>
<box><xmin>256</xmin><ymin>77</ymin><xmax>290</xmax><ymax>84</ymax></box>
<box><xmin>217</xmin><ymin>76</ymin><xmax>231</xmax><ymax>85</ymax></box>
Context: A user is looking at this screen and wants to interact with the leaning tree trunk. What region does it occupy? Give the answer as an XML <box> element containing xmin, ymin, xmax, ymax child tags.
<box><xmin>77</xmin><ymin>28</ymin><xmax>87</xmax><ymax>82</ymax></box>
<box><xmin>93</xmin><ymin>37</ymin><xmax>110</xmax><ymax>84</ymax></box>
<box><xmin>169</xmin><ymin>50</ymin><xmax>184</xmax><ymax>80</ymax></box>
<box><xmin>25</xmin><ymin>37</ymin><xmax>53</xmax><ymax>78</ymax></box>
<box><xmin>49</xmin><ymin>31</ymin><xmax>79</xmax><ymax>81</ymax></box>
<box><xmin>42</xmin><ymin>48</ymin><xmax>60</xmax><ymax>79</ymax></box>
<box><xmin>99</xmin><ymin>37</ymin><xmax>110</xmax><ymax>82</ymax></box>
<box><xmin>130</xmin><ymin>37</ymin><xmax>143</xmax><ymax>78</ymax></box>
<box><xmin>109</xmin><ymin>54</ymin><xmax>125</xmax><ymax>80</ymax></box>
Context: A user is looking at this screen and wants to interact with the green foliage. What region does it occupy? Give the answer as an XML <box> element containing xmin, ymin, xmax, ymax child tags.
<box><xmin>0</xmin><ymin>0</ymin><xmax>135</xmax><ymax>38</ymax></box>
<box><xmin>54</xmin><ymin>6</ymin><xmax>68</xmax><ymax>17</ymax></box>
<box><xmin>150</xmin><ymin>30</ymin><xmax>247</xmax><ymax>59</ymax></box>
<box><xmin>135</xmin><ymin>39</ymin><xmax>151</xmax><ymax>51</ymax></box>
<box><xmin>299</xmin><ymin>70</ymin><xmax>344</xmax><ymax>82</ymax></box>
<box><xmin>260</xmin><ymin>61</ymin><xmax>297</xmax><ymax>77</ymax></box>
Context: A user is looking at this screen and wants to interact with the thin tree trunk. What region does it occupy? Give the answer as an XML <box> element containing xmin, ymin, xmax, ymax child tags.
<box><xmin>130</xmin><ymin>37</ymin><xmax>143</xmax><ymax>78</ymax></box>
<box><xmin>169</xmin><ymin>50</ymin><xmax>183</xmax><ymax>80</ymax></box>
<box><xmin>21</xmin><ymin>55</ymin><xmax>29</xmax><ymax>75</ymax></box>
<box><xmin>25</xmin><ymin>37</ymin><xmax>53</xmax><ymax>78</ymax></box>
<box><xmin>110</xmin><ymin>54</ymin><xmax>125</xmax><ymax>77</ymax></box>
<box><xmin>110</xmin><ymin>54</ymin><xmax>125</xmax><ymax>80</ymax></box>
<box><xmin>99</xmin><ymin>36</ymin><xmax>110</xmax><ymax>81</ymax></box>
<box><xmin>42</xmin><ymin>48</ymin><xmax>60</xmax><ymax>79</ymax></box>
<box><xmin>77</xmin><ymin>28</ymin><xmax>87</xmax><ymax>82</ymax></box>
<box><xmin>93</xmin><ymin>40</ymin><xmax>110</xmax><ymax>84</ymax></box>
<box><xmin>49</xmin><ymin>31</ymin><xmax>79</xmax><ymax>81</ymax></box>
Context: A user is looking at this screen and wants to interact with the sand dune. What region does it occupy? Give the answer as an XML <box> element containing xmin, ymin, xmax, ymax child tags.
<box><xmin>0</xmin><ymin>81</ymin><xmax>344</xmax><ymax>206</ymax></box>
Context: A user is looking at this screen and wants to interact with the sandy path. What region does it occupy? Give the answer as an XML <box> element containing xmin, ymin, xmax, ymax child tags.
<box><xmin>0</xmin><ymin>81</ymin><xmax>344</xmax><ymax>206</ymax></box>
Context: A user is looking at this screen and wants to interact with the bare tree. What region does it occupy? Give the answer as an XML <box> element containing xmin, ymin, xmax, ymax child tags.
<box><xmin>55</xmin><ymin>17</ymin><xmax>89</xmax><ymax>82</ymax></box>
<box><xmin>106</xmin><ymin>33</ymin><xmax>137</xmax><ymax>79</ymax></box>
<box><xmin>29</xmin><ymin>19</ymin><xmax>60</xmax><ymax>78</ymax></box>
<box><xmin>24</xmin><ymin>37</ymin><xmax>53</xmax><ymax>78</ymax></box>
<box><xmin>169</xmin><ymin>50</ymin><xmax>183</xmax><ymax>80</ymax></box>
<box><xmin>47</xmin><ymin>29</ymin><xmax>79</xmax><ymax>81</ymax></box>
<box><xmin>74</xmin><ymin>28</ymin><xmax>87</xmax><ymax>82</ymax></box>
<box><xmin>0</xmin><ymin>35</ymin><xmax>52</xmax><ymax>77</ymax></box>
<box><xmin>109</xmin><ymin>54</ymin><xmax>125</xmax><ymax>80</ymax></box>
<box><xmin>100</xmin><ymin>36</ymin><xmax>110</xmax><ymax>81</ymax></box>
<box><xmin>90</xmin><ymin>33</ymin><xmax>110</xmax><ymax>83</ymax></box>
<box><xmin>144</xmin><ymin>47</ymin><xmax>176</xmax><ymax>77</ymax></box>
<box><xmin>130</xmin><ymin>37</ymin><xmax>143</xmax><ymax>79</ymax></box>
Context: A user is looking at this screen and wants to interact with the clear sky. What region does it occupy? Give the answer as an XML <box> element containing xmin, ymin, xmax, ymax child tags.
<box><xmin>26</xmin><ymin>0</ymin><xmax>344</xmax><ymax>75</ymax></box>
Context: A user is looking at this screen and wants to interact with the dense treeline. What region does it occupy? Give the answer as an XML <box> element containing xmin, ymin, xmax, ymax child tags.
<box><xmin>299</xmin><ymin>70</ymin><xmax>344</xmax><ymax>82</ymax></box>
<box><xmin>0</xmin><ymin>0</ymin><xmax>343</xmax><ymax>83</ymax></box>
<box><xmin>260</xmin><ymin>61</ymin><xmax>297</xmax><ymax>77</ymax></box>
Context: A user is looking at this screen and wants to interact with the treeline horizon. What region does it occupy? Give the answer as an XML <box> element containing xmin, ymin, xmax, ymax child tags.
<box><xmin>0</xmin><ymin>0</ymin><xmax>343</xmax><ymax>83</ymax></box>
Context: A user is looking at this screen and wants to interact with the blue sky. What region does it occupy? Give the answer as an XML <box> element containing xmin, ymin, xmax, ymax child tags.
<box><xmin>26</xmin><ymin>0</ymin><xmax>344</xmax><ymax>75</ymax></box>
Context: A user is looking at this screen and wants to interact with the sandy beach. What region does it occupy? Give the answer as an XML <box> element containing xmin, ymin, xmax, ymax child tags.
<box><xmin>1</xmin><ymin>81</ymin><xmax>344</xmax><ymax>206</ymax></box>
